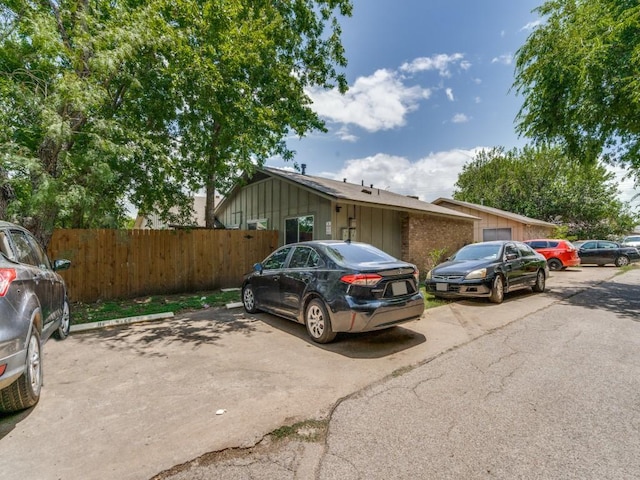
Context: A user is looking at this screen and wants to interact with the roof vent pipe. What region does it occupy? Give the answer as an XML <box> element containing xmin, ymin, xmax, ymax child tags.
<box><xmin>301</xmin><ymin>163</ymin><xmax>307</xmax><ymax>175</ymax></box>
<box><xmin>343</xmin><ymin>178</ymin><xmax>347</xmax><ymax>183</ymax></box>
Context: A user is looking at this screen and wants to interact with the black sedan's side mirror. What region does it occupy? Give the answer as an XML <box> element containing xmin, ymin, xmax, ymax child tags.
<box><xmin>506</xmin><ymin>253</ymin><xmax>518</xmax><ymax>261</ymax></box>
<box><xmin>253</xmin><ymin>263</ymin><xmax>263</xmax><ymax>274</ymax></box>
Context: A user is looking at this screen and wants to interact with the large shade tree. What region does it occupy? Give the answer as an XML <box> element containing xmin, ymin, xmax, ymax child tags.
<box><xmin>513</xmin><ymin>0</ymin><xmax>640</xmax><ymax>185</ymax></box>
<box><xmin>167</xmin><ymin>0</ymin><xmax>350</xmax><ymax>227</ymax></box>
<box><xmin>0</xmin><ymin>0</ymin><xmax>190</xmax><ymax>245</ymax></box>
<box><xmin>453</xmin><ymin>145</ymin><xmax>638</xmax><ymax>239</ymax></box>
<box><xmin>0</xmin><ymin>0</ymin><xmax>352</xmax><ymax>245</ymax></box>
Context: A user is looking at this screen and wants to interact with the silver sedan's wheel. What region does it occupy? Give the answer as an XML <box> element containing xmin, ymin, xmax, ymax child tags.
<box><xmin>54</xmin><ymin>298</ymin><xmax>71</xmax><ymax>340</ymax></box>
<box><xmin>305</xmin><ymin>299</ymin><xmax>336</xmax><ymax>344</ymax></box>
<box><xmin>0</xmin><ymin>328</ymin><xmax>42</xmax><ymax>412</ymax></box>
<box><xmin>242</xmin><ymin>284</ymin><xmax>258</xmax><ymax>314</ymax></box>
<box><xmin>488</xmin><ymin>275</ymin><xmax>504</xmax><ymax>304</ymax></box>
<box><xmin>615</xmin><ymin>255</ymin><xmax>630</xmax><ymax>267</ymax></box>
<box><xmin>532</xmin><ymin>270</ymin><xmax>545</xmax><ymax>293</ymax></box>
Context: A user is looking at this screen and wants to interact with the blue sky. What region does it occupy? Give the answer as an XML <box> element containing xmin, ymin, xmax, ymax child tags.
<box><xmin>267</xmin><ymin>0</ymin><xmax>638</xmax><ymax>207</ymax></box>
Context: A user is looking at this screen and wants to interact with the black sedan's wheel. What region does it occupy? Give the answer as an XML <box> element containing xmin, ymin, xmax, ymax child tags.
<box><xmin>532</xmin><ymin>270</ymin><xmax>546</xmax><ymax>293</ymax></box>
<box><xmin>0</xmin><ymin>328</ymin><xmax>42</xmax><ymax>412</ymax></box>
<box><xmin>54</xmin><ymin>297</ymin><xmax>71</xmax><ymax>340</ymax></box>
<box><xmin>242</xmin><ymin>284</ymin><xmax>259</xmax><ymax>314</ymax></box>
<box><xmin>488</xmin><ymin>275</ymin><xmax>504</xmax><ymax>304</ymax></box>
<box><xmin>305</xmin><ymin>298</ymin><xmax>336</xmax><ymax>344</ymax></box>
<box><xmin>547</xmin><ymin>258</ymin><xmax>563</xmax><ymax>271</ymax></box>
<box><xmin>615</xmin><ymin>255</ymin><xmax>630</xmax><ymax>267</ymax></box>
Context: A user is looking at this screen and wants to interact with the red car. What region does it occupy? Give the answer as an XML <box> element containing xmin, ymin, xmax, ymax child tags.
<box><xmin>524</xmin><ymin>239</ymin><xmax>581</xmax><ymax>271</ymax></box>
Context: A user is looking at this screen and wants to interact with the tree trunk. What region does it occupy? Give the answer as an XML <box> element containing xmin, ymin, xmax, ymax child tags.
<box><xmin>205</xmin><ymin>172</ymin><xmax>217</xmax><ymax>229</ymax></box>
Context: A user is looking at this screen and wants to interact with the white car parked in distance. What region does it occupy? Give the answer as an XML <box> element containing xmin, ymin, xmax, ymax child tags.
<box><xmin>621</xmin><ymin>235</ymin><xmax>640</xmax><ymax>248</ymax></box>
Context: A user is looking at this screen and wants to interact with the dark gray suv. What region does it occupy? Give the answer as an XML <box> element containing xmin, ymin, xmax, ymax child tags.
<box><xmin>0</xmin><ymin>221</ymin><xmax>71</xmax><ymax>413</ymax></box>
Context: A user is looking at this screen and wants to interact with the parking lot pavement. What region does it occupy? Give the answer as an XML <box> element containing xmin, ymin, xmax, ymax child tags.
<box><xmin>0</xmin><ymin>266</ymin><xmax>622</xmax><ymax>480</ymax></box>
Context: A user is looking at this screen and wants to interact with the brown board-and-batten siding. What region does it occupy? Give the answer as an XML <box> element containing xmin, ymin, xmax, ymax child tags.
<box><xmin>218</xmin><ymin>176</ymin><xmax>332</xmax><ymax>245</ymax></box>
<box><xmin>217</xmin><ymin>176</ymin><xmax>405</xmax><ymax>257</ymax></box>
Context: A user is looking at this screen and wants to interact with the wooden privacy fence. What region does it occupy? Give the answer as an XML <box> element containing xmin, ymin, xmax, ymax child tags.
<box><xmin>48</xmin><ymin>229</ymin><xmax>279</xmax><ymax>304</ymax></box>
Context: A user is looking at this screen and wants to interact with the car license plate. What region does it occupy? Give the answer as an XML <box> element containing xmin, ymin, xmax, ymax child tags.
<box><xmin>436</xmin><ymin>283</ymin><xmax>448</xmax><ymax>292</ymax></box>
<box><xmin>391</xmin><ymin>281</ymin><xmax>408</xmax><ymax>296</ymax></box>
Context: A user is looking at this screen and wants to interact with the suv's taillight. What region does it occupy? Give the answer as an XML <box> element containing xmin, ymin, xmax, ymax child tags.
<box><xmin>340</xmin><ymin>273</ymin><xmax>383</xmax><ymax>286</ymax></box>
<box><xmin>0</xmin><ymin>268</ymin><xmax>17</xmax><ymax>296</ymax></box>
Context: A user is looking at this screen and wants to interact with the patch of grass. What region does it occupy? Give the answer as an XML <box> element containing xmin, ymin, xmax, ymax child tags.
<box><xmin>271</xmin><ymin>419</ymin><xmax>328</xmax><ymax>442</ymax></box>
<box><xmin>391</xmin><ymin>365</ymin><xmax>414</xmax><ymax>377</ymax></box>
<box><xmin>71</xmin><ymin>289</ymin><xmax>241</xmax><ymax>325</ymax></box>
<box><xmin>421</xmin><ymin>286</ymin><xmax>452</xmax><ymax>309</ymax></box>
<box><xmin>72</xmin><ymin>285</ymin><xmax>447</xmax><ymax>325</ymax></box>
<box><xmin>616</xmin><ymin>263</ymin><xmax>638</xmax><ymax>275</ymax></box>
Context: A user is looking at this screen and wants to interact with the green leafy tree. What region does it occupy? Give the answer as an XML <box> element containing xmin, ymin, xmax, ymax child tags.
<box><xmin>0</xmin><ymin>0</ymin><xmax>352</xmax><ymax>244</ymax></box>
<box><xmin>0</xmin><ymin>0</ymin><xmax>193</xmax><ymax>245</ymax></box>
<box><xmin>167</xmin><ymin>0</ymin><xmax>351</xmax><ymax>227</ymax></box>
<box><xmin>453</xmin><ymin>145</ymin><xmax>638</xmax><ymax>239</ymax></box>
<box><xmin>513</xmin><ymin>0</ymin><xmax>640</xmax><ymax>184</ymax></box>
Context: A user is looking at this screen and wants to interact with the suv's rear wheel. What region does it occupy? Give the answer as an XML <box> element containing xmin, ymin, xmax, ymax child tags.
<box><xmin>0</xmin><ymin>328</ymin><xmax>43</xmax><ymax>413</ymax></box>
<box><xmin>54</xmin><ymin>297</ymin><xmax>71</xmax><ymax>340</ymax></box>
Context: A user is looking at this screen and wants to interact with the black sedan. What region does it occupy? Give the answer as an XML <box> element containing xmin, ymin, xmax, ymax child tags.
<box><xmin>424</xmin><ymin>241</ymin><xmax>549</xmax><ymax>304</ymax></box>
<box><xmin>241</xmin><ymin>241</ymin><xmax>425</xmax><ymax>343</ymax></box>
<box><xmin>572</xmin><ymin>240</ymin><xmax>640</xmax><ymax>267</ymax></box>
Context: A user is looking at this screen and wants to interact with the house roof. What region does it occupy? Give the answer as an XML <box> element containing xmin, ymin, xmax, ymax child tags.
<box><xmin>432</xmin><ymin>197</ymin><xmax>557</xmax><ymax>228</ymax></box>
<box><xmin>230</xmin><ymin>167</ymin><xmax>479</xmax><ymax>221</ymax></box>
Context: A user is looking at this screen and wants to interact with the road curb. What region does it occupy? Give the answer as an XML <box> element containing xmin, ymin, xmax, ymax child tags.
<box><xmin>70</xmin><ymin>312</ymin><xmax>175</xmax><ymax>333</ymax></box>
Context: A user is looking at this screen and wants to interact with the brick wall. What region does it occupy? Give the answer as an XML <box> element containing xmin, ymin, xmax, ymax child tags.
<box><xmin>401</xmin><ymin>213</ymin><xmax>474</xmax><ymax>280</ymax></box>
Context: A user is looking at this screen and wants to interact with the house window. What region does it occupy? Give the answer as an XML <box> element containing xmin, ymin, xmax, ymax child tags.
<box><xmin>483</xmin><ymin>228</ymin><xmax>512</xmax><ymax>241</ymax></box>
<box><xmin>285</xmin><ymin>215</ymin><xmax>314</xmax><ymax>244</ymax></box>
<box><xmin>247</xmin><ymin>218</ymin><xmax>268</xmax><ymax>230</ymax></box>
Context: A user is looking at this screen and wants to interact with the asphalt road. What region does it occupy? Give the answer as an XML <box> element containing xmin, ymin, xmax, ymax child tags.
<box><xmin>0</xmin><ymin>266</ymin><xmax>637</xmax><ymax>480</ymax></box>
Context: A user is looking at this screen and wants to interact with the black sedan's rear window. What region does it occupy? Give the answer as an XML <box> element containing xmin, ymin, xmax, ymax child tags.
<box><xmin>325</xmin><ymin>243</ymin><xmax>397</xmax><ymax>264</ymax></box>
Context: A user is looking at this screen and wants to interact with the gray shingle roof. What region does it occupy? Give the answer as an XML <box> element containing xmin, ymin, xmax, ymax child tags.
<box><xmin>432</xmin><ymin>197</ymin><xmax>556</xmax><ymax>227</ymax></box>
<box><xmin>261</xmin><ymin>167</ymin><xmax>478</xmax><ymax>221</ymax></box>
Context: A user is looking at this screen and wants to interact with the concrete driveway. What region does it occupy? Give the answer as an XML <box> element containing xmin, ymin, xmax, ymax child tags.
<box><xmin>0</xmin><ymin>266</ymin><xmax>622</xmax><ymax>480</ymax></box>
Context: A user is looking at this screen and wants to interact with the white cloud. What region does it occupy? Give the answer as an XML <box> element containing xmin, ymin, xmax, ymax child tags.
<box><xmin>452</xmin><ymin>113</ymin><xmax>470</xmax><ymax>123</ymax></box>
<box><xmin>399</xmin><ymin>53</ymin><xmax>466</xmax><ymax>77</ymax></box>
<box><xmin>320</xmin><ymin>148</ymin><xmax>488</xmax><ymax>202</ymax></box>
<box><xmin>336</xmin><ymin>126</ymin><xmax>358</xmax><ymax>142</ymax></box>
<box><xmin>445</xmin><ymin>88</ymin><xmax>454</xmax><ymax>101</ymax></box>
<box><xmin>491</xmin><ymin>54</ymin><xmax>513</xmax><ymax>65</ymax></box>
<box><xmin>521</xmin><ymin>20</ymin><xmax>541</xmax><ymax>32</ymax></box>
<box><xmin>307</xmin><ymin>69</ymin><xmax>431</xmax><ymax>132</ymax></box>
